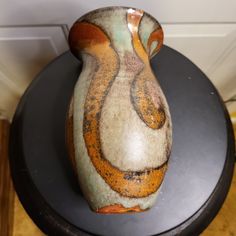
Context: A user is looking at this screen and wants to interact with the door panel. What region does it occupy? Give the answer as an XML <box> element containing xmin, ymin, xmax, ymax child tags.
<box><xmin>163</xmin><ymin>23</ymin><xmax>236</xmax><ymax>101</ymax></box>
<box><xmin>0</xmin><ymin>26</ymin><xmax>68</xmax><ymax>119</ymax></box>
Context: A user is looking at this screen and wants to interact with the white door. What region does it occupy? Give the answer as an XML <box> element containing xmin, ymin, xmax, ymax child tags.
<box><xmin>0</xmin><ymin>0</ymin><xmax>236</xmax><ymax>119</ymax></box>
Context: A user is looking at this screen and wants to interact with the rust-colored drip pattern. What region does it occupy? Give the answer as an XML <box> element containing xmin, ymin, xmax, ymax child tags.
<box><xmin>97</xmin><ymin>204</ymin><xmax>145</xmax><ymax>214</ymax></box>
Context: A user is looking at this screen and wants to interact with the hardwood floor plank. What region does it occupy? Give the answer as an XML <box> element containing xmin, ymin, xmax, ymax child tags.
<box><xmin>0</xmin><ymin>120</ymin><xmax>14</xmax><ymax>236</ymax></box>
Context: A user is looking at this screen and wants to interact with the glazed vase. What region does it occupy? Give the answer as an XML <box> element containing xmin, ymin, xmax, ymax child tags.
<box><xmin>66</xmin><ymin>6</ymin><xmax>172</xmax><ymax>213</ymax></box>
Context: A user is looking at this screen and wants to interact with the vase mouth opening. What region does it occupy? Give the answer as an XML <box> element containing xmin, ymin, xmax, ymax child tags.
<box><xmin>77</xmin><ymin>6</ymin><xmax>160</xmax><ymax>26</ymax></box>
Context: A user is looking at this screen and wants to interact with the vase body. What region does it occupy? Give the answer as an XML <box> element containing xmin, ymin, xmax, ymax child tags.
<box><xmin>67</xmin><ymin>7</ymin><xmax>172</xmax><ymax>213</ymax></box>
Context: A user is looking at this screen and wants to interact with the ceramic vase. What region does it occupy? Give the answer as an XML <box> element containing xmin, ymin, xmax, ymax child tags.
<box><xmin>66</xmin><ymin>6</ymin><xmax>172</xmax><ymax>213</ymax></box>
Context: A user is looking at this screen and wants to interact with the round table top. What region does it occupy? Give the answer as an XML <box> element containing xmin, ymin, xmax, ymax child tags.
<box><xmin>9</xmin><ymin>46</ymin><xmax>235</xmax><ymax>236</ymax></box>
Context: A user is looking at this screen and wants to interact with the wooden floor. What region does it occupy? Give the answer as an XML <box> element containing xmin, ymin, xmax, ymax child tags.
<box><xmin>0</xmin><ymin>120</ymin><xmax>14</xmax><ymax>236</ymax></box>
<box><xmin>0</xmin><ymin>119</ymin><xmax>235</xmax><ymax>236</ymax></box>
<box><xmin>0</xmin><ymin>120</ymin><xmax>44</xmax><ymax>236</ymax></box>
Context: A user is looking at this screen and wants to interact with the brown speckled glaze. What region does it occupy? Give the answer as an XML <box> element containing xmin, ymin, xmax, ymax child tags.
<box><xmin>67</xmin><ymin>6</ymin><xmax>172</xmax><ymax>213</ymax></box>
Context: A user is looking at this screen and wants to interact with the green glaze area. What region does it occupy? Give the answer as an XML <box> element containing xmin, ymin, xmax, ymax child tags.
<box><xmin>150</xmin><ymin>41</ymin><xmax>158</xmax><ymax>56</ymax></box>
<box><xmin>139</xmin><ymin>13</ymin><xmax>159</xmax><ymax>53</ymax></box>
<box><xmin>81</xmin><ymin>8</ymin><xmax>133</xmax><ymax>55</ymax></box>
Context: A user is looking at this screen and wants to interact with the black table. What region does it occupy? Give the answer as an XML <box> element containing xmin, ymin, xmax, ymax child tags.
<box><xmin>9</xmin><ymin>46</ymin><xmax>235</xmax><ymax>236</ymax></box>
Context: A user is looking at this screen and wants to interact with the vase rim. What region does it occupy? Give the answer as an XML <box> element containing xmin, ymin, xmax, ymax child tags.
<box><xmin>78</xmin><ymin>6</ymin><xmax>160</xmax><ymax>26</ymax></box>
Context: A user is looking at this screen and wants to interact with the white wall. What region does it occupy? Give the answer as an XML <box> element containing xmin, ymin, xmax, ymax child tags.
<box><xmin>1</xmin><ymin>0</ymin><xmax>236</xmax><ymax>26</ymax></box>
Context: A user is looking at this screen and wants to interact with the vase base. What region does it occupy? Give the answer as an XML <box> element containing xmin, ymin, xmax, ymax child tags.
<box><xmin>96</xmin><ymin>204</ymin><xmax>147</xmax><ymax>214</ymax></box>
